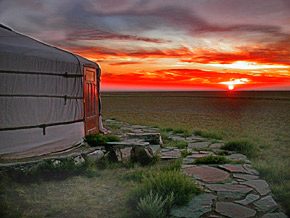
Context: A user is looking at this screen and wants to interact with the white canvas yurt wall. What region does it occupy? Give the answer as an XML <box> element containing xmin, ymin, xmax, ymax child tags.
<box><xmin>0</xmin><ymin>25</ymin><xmax>102</xmax><ymax>157</ymax></box>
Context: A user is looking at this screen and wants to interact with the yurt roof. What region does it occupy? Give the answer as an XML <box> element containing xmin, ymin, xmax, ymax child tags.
<box><xmin>0</xmin><ymin>24</ymin><xmax>99</xmax><ymax>75</ymax></box>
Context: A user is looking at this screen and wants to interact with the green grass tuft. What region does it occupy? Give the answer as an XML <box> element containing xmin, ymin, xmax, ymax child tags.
<box><xmin>176</xmin><ymin>141</ymin><xmax>188</xmax><ymax>149</ymax></box>
<box><xmin>85</xmin><ymin>133</ymin><xmax>121</xmax><ymax>147</ymax></box>
<box><xmin>160</xmin><ymin>159</ymin><xmax>182</xmax><ymax>172</ymax></box>
<box><xmin>128</xmin><ymin>170</ymin><xmax>201</xmax><ymax>211</ymax></box>
<box><xmin>194</xmin><ymin>129</ymin><xmax>223</xmax><ymax>140</ymax></box>
<box><xmin>181</xmin><ymin>149</ymin><xmax>192</xmax><ymax>158</ymax></box>
<box><xmin>221</xmin><ymin>139</ymin><xmax>257</xmax><ymax>157</ymax></box>
<box><xmin>195</xmin><ymin>155</ymin><xmax>230</xmax><ymax>164</ymax></box>
<box><xmin>136</xmin><ymin>191</ymin><xmax>174</xmax><ymax>218</ymax></box>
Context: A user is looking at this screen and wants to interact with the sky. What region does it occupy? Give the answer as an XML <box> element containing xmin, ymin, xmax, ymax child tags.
<box><xmin>1</xmin><ymin>0</ymin><xmax>290</xmax><ymax>91</ymax></box>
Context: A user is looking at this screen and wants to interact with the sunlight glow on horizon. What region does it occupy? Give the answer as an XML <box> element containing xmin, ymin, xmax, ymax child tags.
<box><xmin>207</xmin><ymin>61</ymin><xmax>290</xmax><ymax>70</ymax></box>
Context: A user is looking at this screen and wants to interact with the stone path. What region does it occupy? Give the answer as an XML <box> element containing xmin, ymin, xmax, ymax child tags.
<box><xmin>104</xmin><ymin>119</ymin><xmax>288</xmax><ymax>218</ymax></box>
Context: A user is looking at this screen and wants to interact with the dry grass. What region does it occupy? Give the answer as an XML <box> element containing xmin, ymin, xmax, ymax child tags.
<box><xmin>1</xmin><ymin>168</ymin><xmax>131</xmax><ymax>218</ymax></box>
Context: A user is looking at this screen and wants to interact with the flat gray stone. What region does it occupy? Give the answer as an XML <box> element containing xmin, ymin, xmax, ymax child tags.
<box><xmin>188</xmin><ymin>142</ymin><xmax>211</xmax><ymax>149</ymax></box>
<box><xmin>186</xmin><ymin>135</ymin><xmax>206</xmax><ymax>141</ymax></box>
<box><xmin>216</xmin><ymin>202</ymin><xmax>256</xmax><ymax>218</ymax></box>
<box><xmin>170</xmin><ymin>193</ymin><xmax>217</xmax><ymax>218</ymax></box>
<box><xmin>186</xmin><ymin>153</ymin><xmax>211</xmax><ymax>159</ymax></box>
<box><xmin>183</xmin><ymin>158</ymin><xmax>196</xmax><ymax>165</ymax></box>
<box><xmin>87</xmin><ymin>150</ymin><xmax>104</xmax><ymax>162</ymax></box>
<box><xmin>107</xmin><ymin>139</ymin><xmax>149</xmax><ymax>147</ymax></box>
<box><xmin>206</xmin><ymin>183</ymin><xmax>253</xmax><ymax>199</ymax></box>
<box><xmin>235</xmin><ymin>194</ymin><xmax>260</xmax><ymax>205</ymax></box>
<box><xmin>170</xmin><ymin>135</ymin><xmax>186</xmax><ymax>141</ymax></box>
<box><xmin>199</xmin><ymin>151</ymin><xmax>214</xmax><ymax>154</ymax></box>
<box><xmin>149</xmin><ymin>144</ymin><xmax>161</xmax><ymax>155</ymax></box>
<box><xmin>126</xmin><ymin>132</ymin><xmax>163</xmax><ymax>145</ymax></box>
<box><xmin>219</xmin><ymin>164</ymin><xmax>248</xmax><ymax>173</ymax></box>
<box><xmin>131</xmin><ymin>125</ymin><xmax>147</xmax><ymax>129</ymax></box>
<box><xmin>262</xmin><ymin>212</ymin><xmax>288</xmax><ymax>218</ymax></box>
<box><xmin>254</xmin><ymin>195</ymin><xmax>278</xmax><ymax>213</ymax></box>
<box><xmin>243</xmin><ymin>164</ymin><xmax>259</xmax><ymax>175</ymax></box>
<box><xmin>227</xmin><ymin>153</ymin><xmax>247</xmax><ymax>160</ymax></box>
<box><xmin>241</xmin><ymin>180</ymin><xmax>271</xmax><ymax>196</ymax></box>
<box><xmin>183</xmin><ymin>166</ymin><xmax>230</xmax><ymax>183</ymax></box>
<box><xmin>160</xmin><ymin>149</ymin><xmax>181</xmax><ymax>159</ymax></box>
<box><xmin>209</xmin><ymin>143</ymin><xmax>224</xmax><ymax>149</ymax></box>
<box><xmin>233</xmin><ymin>173</ymin><xmax>259</xmax><ymax>181</ymax></box>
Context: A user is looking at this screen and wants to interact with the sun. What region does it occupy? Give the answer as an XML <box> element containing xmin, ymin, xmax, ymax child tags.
<box><xmin>228</xmin><ymin>85</ymin><xmax>234</xmax><ymax>90</ymax></box>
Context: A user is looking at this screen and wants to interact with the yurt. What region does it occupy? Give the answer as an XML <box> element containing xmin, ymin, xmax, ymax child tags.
<box><xmin>0</xmin><ymin>24</ymin><xmax>104</xmax><ymax>158</ymax></box>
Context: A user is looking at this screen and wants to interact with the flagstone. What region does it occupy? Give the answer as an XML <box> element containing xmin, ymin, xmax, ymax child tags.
<box><xmin>216</xmin><ymin>202</ymin><xmax>256</xmax><ymax>218</ymax></box>
<box><xmin>235</xmin><ymin>194</ymin><xmax>260</xmax><ymax>205</ymax></box>
<box><xmin>209</xmin><ymin>143</ymin><xmax>224</xmax><ymax>149</ymax></box>
<box><xmin>254</xmin><ymin>195</ymin><xmax>278</xmax><ymax>213</ymax></box>
<box><xmin>233</xmin><ymin>173</ymin><xmax>259</xmax><ymax>181</ymax></box>
<box><xmin>183</xmin><ymin>165</ymin><xmax>230</xmax><ymax>183</ymax></box>
<box><xmin>241</xmin><ymin>180</ymin><xmax>271</xmax><ymax>196</ymax></box>
<box><xmin>206</xmin><ymin>183</ymin><xmax>253</xmax><ymax>199</ymax></box>
<box><xmin>218</xmin><ymin>164</ymin><xmax>248</xmax><ymax>173</ymax></box>
<box><xmin>226</xmin><ymin>153</ymin><xmax>247</xmax><ymax>160</ymax></box>
<box><xmin>188</xmin><ymin>142</ymin><xmax>211</xmax><ymax>149</ymax></box>
<box><xmin>170</xmin><ymin>193</ymin><xmax>216</xmax><ymax>218</ymax></box>
<box><xmin>262</xmin><ymin>212</ymin><xmax>288</xmax><ymax>218</ymax></box>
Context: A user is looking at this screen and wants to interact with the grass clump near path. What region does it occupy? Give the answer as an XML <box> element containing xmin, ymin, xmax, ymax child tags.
<box><xmin>195</xmin><ymin>155</ymin><xmax>230</xmax><ymax>164</ymax></box>
<box><xmin>136</xmin><ymin>191</ymin><xmax>174</xmax><ymax>218</ymax></box>
<box><xmin>194</xmin><ymin>129</ymin><xmax>223</xmax><ymax>140</ymax></box>
<box><xmin>85</xmin><ymin>133</ymin><xmax>121</xmax><ymax>146</ymax></box>
<box><xmin>221</xmin><ymin>139</ymin><xmax>257</xmax><ymax>158</ymax></box>
<box><xmin>128</xmin><ymin>170</ymin><xmax>201</xmax><ymax>217</ymax></box>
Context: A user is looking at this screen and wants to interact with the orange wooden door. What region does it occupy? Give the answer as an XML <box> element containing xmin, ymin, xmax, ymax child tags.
<box><xmin>84</xmin><ymin>67</ymin><xmax>99</xmax><ymax>135</ymax></box>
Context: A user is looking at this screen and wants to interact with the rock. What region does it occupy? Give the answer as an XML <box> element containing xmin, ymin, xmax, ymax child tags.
<box><xmin>120</xmin><ymin>147</ymin><xmax>132</xmax><ymax>160</ymax></box>
<box><xmin>183</xmin><ymin>166</ymin><xmax>230</xmax><ymax>183</ymax></box>
<box><xmin>188</xmin><ymin>142</ymin><xmax>211</xmax><ymax>149</ymax></box>
<box><xmin>74</xmin><ymin>156</ymin><xmax>85</xmax><ymax>165</ymax></box>
<box><xmin>243</xmin><ymin>164</ymin><xmax>259</xmax><ymax>175</ymax></box>
<box><xmin>87</xmin><ymin>150</ymin><xmax>104</xmax><ymax>162</ymax></box>
<box><xmin>199</xmin><ymin>151</ymin><xmax>214</xmax><ymax>154</ymax></box>
<box><xmin>114</xmin><ymin>148</ymin><xmax>122</xmax><ymax>161</ymax></box>
<box><xmin>131</xmin><ymin>125</ymin><xmax>147</xmax><ymax>129</ymax></box>
<box><xmin>262</xmin><ymin>212</ymin><xmax>288</xmax><ymax>218</ymax></box>
<box><xmin>235</xmin><ymin>194</ymin><xmax>260</xmax><ymax>205</ymax></box>
<box><xmin>253</xmin><ymin>195</ymin><xmax>278</xmax><ymax>213</ymax></box>
<box><xmin>170</xmin><ymin>193</ymin><xmax>217</xmax><ymax>218</ymax></box>
<box><xmin>131</xmin><ymin>147</ymin><xmax>154</xmax><ymax>164</ymax></box>
<box><xmin>233</xmin><ymin>173</ymin><xmax>259</xmax><ymax>181</ymax></box>
<box><xmin>160</xmin><ymin>149</ymin><xmax>181</xmax><ymax>159</ymax></box>
<box><xmin>149</xmin><ymin>144</ymin><xmax>161</xmax><ymax>155</ymax></box>
<box><xmin>186</xmin><ymin>135</ymin><xmax>206</xmax><ymax>141</ymax></box>
<box><xmin>206</xmin><ymin>183</ymin><xmax>253</xmax><ymax>199</ymax></box>
<box><xmin>170</xmin><ymin>135</ymin><xmax>186</xmax><ymax>141</ymax></box>
<box><xmin>182</xmin><ymin>158</ymin><xmax>196</xmax><ymax>165</ymax></box>
<box><xmin>186</xmin><ymin>153</ymin><xmax>212</xmax><ymax>159</ymax></box>
<box><xmin>209</xmin><ymin>143</ymin><xmax>224</xmax><ymax>149</ymax></box>
<box><xmin>226</xmin><ymin>153</ymin><xmax>247</xmax><ymax>161</ymax></box>
<box><xmin>107</xmin><ymin>139</ymin><xmax>150</xmax><ymax>148</ymax></box>
<box><xmin>52</xmin><ymin>160</ymin><xmax>61</xmax><ymax>167</ymax></box>
<box><xmin>241</xmin><ymin>180</ymin><xmax>271</xmax><ymax>196</ymax></box>
<box><xmin>215</xmin><ymin>202</ymin><xmax>256</xmax><ymax>218</ymax></box>
<box><xmin>218</xmin><ymin>164</ymin><xmax>249</xmax><ymax>173</ymax></box>
<box><xmin>126</xmin><ymin>133</ymin><xmax>163</xmax><ymax>145</ymax></box>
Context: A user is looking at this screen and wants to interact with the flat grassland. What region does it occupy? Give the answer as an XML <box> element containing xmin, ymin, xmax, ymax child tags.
<box><xmin>102</xmin><ymin>91</ymin><xmax>290</xmax><ymax>212</ymax></box>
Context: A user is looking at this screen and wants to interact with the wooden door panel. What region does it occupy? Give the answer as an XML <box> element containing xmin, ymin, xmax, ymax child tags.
<box><xmin>84</xmin><ymin>67</ymin><xmax>99</xmax><ymax>135</ymax></box>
